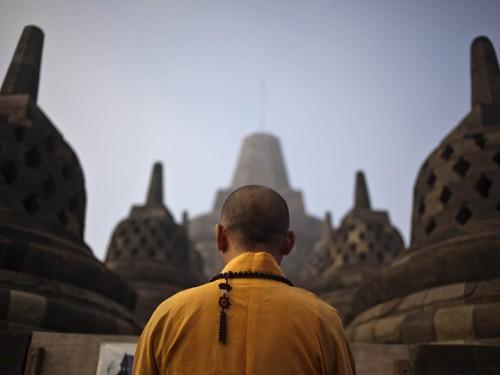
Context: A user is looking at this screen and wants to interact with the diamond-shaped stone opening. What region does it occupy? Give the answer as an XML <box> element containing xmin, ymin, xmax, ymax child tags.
<box><xmin>439</xmin><ymin>186</ymin><xmax>452</xmax><ymax>204</ymax></box>
<box><xmin>349</xmin><ymin>243</ymin><xmax>357</xmax><ymax>252</ymax></box>
<box><xmin>441</xmin><ymin>145</ymin><xmax>454</xmax><ymax>160</ymax></box>
<box><xmin>474</xmin><ymin>136</ymin><xmax>487</xmax><ymax>150</ymax></box>
<box><xmin>418</xmin><ymin>200</ymin><xmax>426</xmax><ymax>216</ymax></box>
<box><xmin>474</xmin><ymin>174</ymin><xmax>492</xmax><ymax>197</ymax></box>
<box><xmin>0</xmin><ymin>161</ymin><xmax>17</xmax><ymax>185</ymax></box>
<box><xmin>493</xmin><ymin>150</ymin><xmax>500</xmax><ymax>167</ymax></box>
<box><xmin>23</xmin><ymin>194</ymin><xmax>40</xmax><ymax>215</ymax></box>
<box><xmin>427</xmin><ymin>172</ymin><xmax>436</xmax><ymax>187</ymax></box>
<box><xmin>25</xmin><ymin>146</ymin><xmax>43</xmax><ymax>168</ymax></box>
<box><xmin>453</xmin><ymin>157</ymin><xmax>471</xmax><ymax>177</ymax></box>
<box><xmin>456</xmin><ymin>206</ymin><xmax>472</xmax><ymax>226</ymax></box>
<box><xmin>359</xmin><ymin>253</ymin><xmax>366</xmax><ymax>261</ymax></box>
<box><xmin>425</xmin><ymin>219</ymin><xmax>436</xmax><ymax>235</ymax></box>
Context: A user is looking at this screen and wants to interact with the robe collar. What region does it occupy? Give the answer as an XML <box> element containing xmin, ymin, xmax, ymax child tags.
<box><xmin>220</xmin><ymin>251</ymin><xmax>285</xmax><ymax>277</ymax></box>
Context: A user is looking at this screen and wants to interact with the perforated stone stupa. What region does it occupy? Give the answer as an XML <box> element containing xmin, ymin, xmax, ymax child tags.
<box><xmin>347</xmin><ymin>36</ymin><xmax>500</xmax><ymax>344</ymax></box>
<box><xmin>0</xmin><ymin>26</ymin><xmax>137</xmax><ymax>334</ymax></box>
<box><xmin>307</xmin><ymin>171</ymin><xmax>405</xmax><ymax>322</ymax></box>
<box><xmin>189</xmin><ymin>132</ymin><xmax>322</xmax><ymax>283</ymax></box>
<box><xmin>105</xmin><ymin>162</ymin><xmax>203</xmax><ymax>325</ymax></box>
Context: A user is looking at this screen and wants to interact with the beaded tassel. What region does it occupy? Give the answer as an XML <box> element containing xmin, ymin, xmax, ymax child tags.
<box><xmin>211</xmin><ymin>271</ymin><xmax>292</xmax><ymax>344</ymax></box>
<box><xmin>218</xmin><ymin>309</ymin><xmax>227</xmax><ymax>343</ymax></box>
<box><xmin>218</xmin><ymin>279</ymin><xmax>231</xmax><ymax>344</ymax></box>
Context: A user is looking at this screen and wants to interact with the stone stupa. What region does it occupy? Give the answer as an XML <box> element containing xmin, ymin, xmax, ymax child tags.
<box><xmin>0</xmin><ymin>26</ymin><xmax>138</xmax><ymax>334</ymax></box>
<box><xmin>347</xmin><ymin>36</ymin><xmax>500</xmax><ymax>344</ymax></box>
<box><xmin>105</xmin><ymin>162</ymin><xmax>203</xmax><ymax>325</ymax></box>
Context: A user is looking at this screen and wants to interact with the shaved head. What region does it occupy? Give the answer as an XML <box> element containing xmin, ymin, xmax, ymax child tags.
<box><xmin>220</xmin><ymin>185</ymin><xmax>290</xmax><ymax>247</ymax></box>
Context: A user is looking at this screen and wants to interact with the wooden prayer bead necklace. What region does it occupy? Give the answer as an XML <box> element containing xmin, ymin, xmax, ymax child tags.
<box><xmin>209</xmin><ymin>271</ymin><xmax>293</xmax><ymax>344</ymax></box>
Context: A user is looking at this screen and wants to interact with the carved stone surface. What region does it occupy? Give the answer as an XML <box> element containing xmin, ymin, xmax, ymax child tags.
<box><xmin>105</xmin><ymin>162</ymin><xmax>203</xmax><ymax>325</ymax></box>
<box><xmin>348</xmin><ymin>36</ymin><xmax>500</xmax><ymax>344</ymax></box>
<box><xmin>0</xmin><ymin>332</ymin><xmax>31</xmax><ymax>375</ymax></box>
<box><xmin>409</xmin><ymin>345</ymin><xmax>500</xmax><ymax>375</ymax></box>
<box><xmin>0</xmin><ymin>26</ymin><xmax>138</xmax><ymax>334</ymax></box>
<box><xmin>189</xmin><ymin>132</ymin><xmax>322</xmax><ymax>284</ymax></box>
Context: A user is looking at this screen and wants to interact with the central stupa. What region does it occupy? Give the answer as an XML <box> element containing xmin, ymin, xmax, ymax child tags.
<box><xmin>189</xmin><ymin>133</ymin><xmax>322</xmax><ymax>283</ymax></box>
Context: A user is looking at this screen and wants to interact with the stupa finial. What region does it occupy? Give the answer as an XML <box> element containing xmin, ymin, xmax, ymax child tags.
<box><xmin>146</xmin><ymin>162</ymin><xmax>164</xmax><ymax>207</ymax></box>
<box><xmin>471</xmin><ymin>36</ymin><xmax>499</xmax><ymax>109</ymax></box>
<box><xmin>354</xmin><ymin>171</ymin><xmax>371</xmax><ymax>210</ymax></box>
<box><xmin>1</xmin><ymin>25</ymin><xmax>44</xmax><ymax>101</ymax></box>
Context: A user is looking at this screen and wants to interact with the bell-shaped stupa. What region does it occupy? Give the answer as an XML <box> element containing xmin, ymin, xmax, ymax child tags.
<box><xmin>105</xmin><ymin>162</ymin><xmax>203</xmax><ymax>325</ymax></box>
<box><xmin>347</xmin><ymin>37</ymin><xmax>500</xmax><ymax>344</ymax></box>
<box><xmin>307</xmin><ymin>171</ymin><xmax>405</xmax><ymax>322</ymax></box>
<box><xmin>0</xmin><ymin>26</ymin><xmax>138</xmax><ymax>334</ymax></box>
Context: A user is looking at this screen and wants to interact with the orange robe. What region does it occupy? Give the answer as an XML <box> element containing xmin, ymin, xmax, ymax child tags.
<box><xmin>133</xmin><ymin>252</ymin><xmax>356</xmax><ymax>375</ymax></box>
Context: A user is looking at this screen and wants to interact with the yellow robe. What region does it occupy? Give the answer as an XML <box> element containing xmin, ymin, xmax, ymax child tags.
<box><xmin>133</xmin><ymin>252</ymin><xmax>356</xmax><ymax>375</ymax></box>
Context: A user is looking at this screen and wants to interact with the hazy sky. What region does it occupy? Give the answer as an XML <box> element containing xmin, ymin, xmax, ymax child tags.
<box><xmin>1</xmin><ymin>0</ymin><xmax>499</xmax><ymax>260</ymax></box>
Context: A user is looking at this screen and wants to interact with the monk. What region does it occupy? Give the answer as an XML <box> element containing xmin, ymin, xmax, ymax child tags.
<box><xmin>133</xmin><ymin>185</ymin><xmax>356</xmax><ymax>374</ymax></box>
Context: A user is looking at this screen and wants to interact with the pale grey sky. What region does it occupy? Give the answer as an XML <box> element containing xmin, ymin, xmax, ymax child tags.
<box><xmin>1</xmin><ymin>0</ymin><xmax>499</xmax><ymax>259</ymax></box>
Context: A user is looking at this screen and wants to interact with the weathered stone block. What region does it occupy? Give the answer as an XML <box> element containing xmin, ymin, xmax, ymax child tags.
<box><xmin>400</xmin><ymin>309</ymin><xmax>436</xmax><ymax>343</ymax></box>
<box><xmin>351</xmin><ymin>321</ymin><xmax>375</xmax><ymax>342</ymax></box>
<box><xmin>373</xmin><ymin>315</ymin><xmax>405</xmax><ymax>343</ymax></box>
<box><xmin>423</xmin><ymin>282</ymin><xmax>466</xmax><ymax>305</ymax></box>
<box><xmin>474</xmin><ymin>302</ymin><xmax>500</xmax><ymax>339</ymax></box>
<box><xmin>7</xmin><ymin>289</ymin><xmax>46</xmax><ymax>326</ymax></box>
<box><xmin>398</xmin><ymin>290</ymin><xmax>428</xmax><ymax>311</ymax></box>
<box><xmin>434</xmin><ymin>305</ymin><xmax>474</xmax><ymax>341</ymax></box>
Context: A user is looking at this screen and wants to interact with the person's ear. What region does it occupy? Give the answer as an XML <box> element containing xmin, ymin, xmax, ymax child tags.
<box><xmin>281</xmin><ymin>230</ymin><xmax>295</xmax><ymax>256</ymax></box>
<box><xmin>215</xmin><ymin>224</ymin><xmax>228</xmax><ymax>253</ymax></box>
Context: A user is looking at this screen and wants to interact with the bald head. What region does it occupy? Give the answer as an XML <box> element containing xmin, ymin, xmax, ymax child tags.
<box><xmin>220</xmin><ymin>185</ymin><xmax>290</xmax><ymax>248</ymax></box>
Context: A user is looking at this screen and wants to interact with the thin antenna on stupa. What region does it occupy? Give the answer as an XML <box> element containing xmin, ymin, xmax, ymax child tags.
<box><xmin>259</xmin><ymin>80</ymin><xmax>267</xmax><ymax>132</ymax></box>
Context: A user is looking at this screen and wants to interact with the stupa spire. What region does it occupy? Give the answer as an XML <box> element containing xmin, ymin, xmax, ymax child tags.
<box><xmin>146</xmin><ymin>162</ymin><xmax>164</xmax><ymax>207</ymax></box>
<box><xmin>354</xmin><ymin>171</ymin><xmax>371</xmax><ymax>210</ymax></box>
<box><xmin>231</xmin><ymin>133</ymin><xmax>290</xmax><ymax>190</ymax></box>
<box><xmin>323</xmin><ymin>211</ymin><xmax>333</xmax><ymax>232</ymax></box>
<box><xmin>1</xmin><ymin>25</ymin><xmax>44</xmax><ymax>101</ymax></box>
<box><xmin>471</xmin><ymin>36</ymin><xmax>500</xmax><ymax>112</ymax></box>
